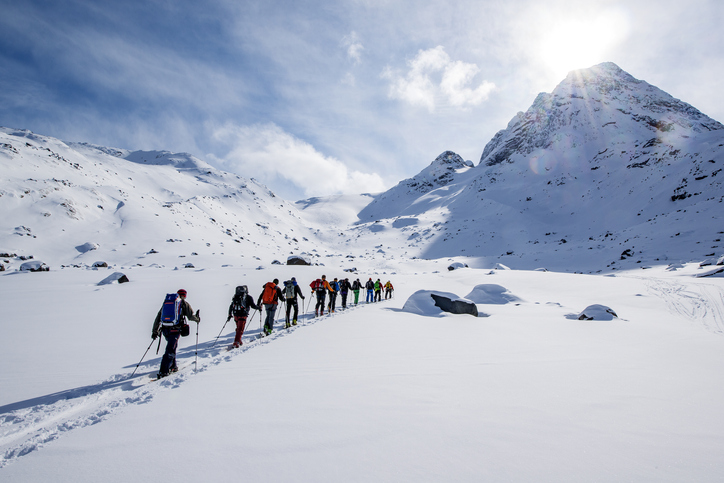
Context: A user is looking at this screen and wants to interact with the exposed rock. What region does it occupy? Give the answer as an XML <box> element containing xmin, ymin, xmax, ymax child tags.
<box><xmin>447</xmin><ymin>262</ymin><xmax>468</xmax><ymax>271</ymax></box>
<box><xmin>92</xmin><ymin>261</ymin><xmax>109</xmax><ymax>268</ymax></box>
<box><xmin>19</xmin><ymin>260</ymin><xmax>49</xmax><ymax>272</ymax></box>
<box><xmin>98</xmin><ymin>272</ymin><xmax>130</xmax><ymax>285</ymax></box>
<box><xmin>287</xmin><ymin>255</ymin><xmax>311</xmax><ymax>266</ymax></box>
<box><xmin>430</xmin><ymin>294</ymin><xmax>478</xmax><ymax>317</ymax></box>
<box><xmin>577</xmin><ymin>304</ymin><xmax>618</xmax><ymax>320</ymax></box>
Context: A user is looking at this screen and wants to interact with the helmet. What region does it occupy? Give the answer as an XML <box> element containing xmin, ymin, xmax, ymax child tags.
<box><xmin>177</xmin><ymin>289</ymin><xmax>187</xmax><ymax>297</ymax></box>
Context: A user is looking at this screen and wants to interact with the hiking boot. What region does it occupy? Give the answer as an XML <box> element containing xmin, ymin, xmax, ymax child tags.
<box><xmin>170</xmin><ymin>367</ymin><xmax>178</xmax><ymax>373</ymax></box>
<box><xmin>292</xmin><ymin>320</ymin><xmax>297</xmax><ymax>326</ymax></box>
<box><xmin>157</xmin><ymin>372</ymin><xmax>169</xmax><ymax>379</ymax></box>
<box><xmin>285</xmin><ymin>322</ymin><xmax>291</xmax><ymax>329</ymax></box>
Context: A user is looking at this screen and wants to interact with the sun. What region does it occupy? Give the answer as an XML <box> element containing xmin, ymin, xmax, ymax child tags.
<box><xmin>536</xmin><ymin>9</ymin><xmax>630</xmax><ymax>80</ymax></box>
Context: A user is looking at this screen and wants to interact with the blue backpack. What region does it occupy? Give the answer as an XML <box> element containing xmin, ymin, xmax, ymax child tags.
<box><xmin>160</xmin><ymin>293</ymin><xmax>182</xmax><ymax>326</ymax></box>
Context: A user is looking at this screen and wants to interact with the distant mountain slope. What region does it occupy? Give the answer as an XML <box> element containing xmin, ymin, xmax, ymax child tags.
<box><xmin>340</xmin><ymin>63</ymin><xmax>724</xmax><ymax>271</ymax></box>
<box><xmin>0</xmin><ymin>128</ymin><xmax>323</xmax><ymax>269</ymax></box>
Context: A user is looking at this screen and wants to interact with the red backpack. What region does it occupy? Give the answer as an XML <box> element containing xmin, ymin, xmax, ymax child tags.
<box><xmin>310</xmin><ymin>279</ymin><xmax>323</xmax><ymax>292</ymax></box>
<box><xmin>261</xmin><ymin>282</ymin><xmax>277</xmax><ymax>304</ymax></box>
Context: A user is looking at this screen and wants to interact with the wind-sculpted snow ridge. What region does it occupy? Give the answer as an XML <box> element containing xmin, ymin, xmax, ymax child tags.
<box><xmin>0</xmin><ymin>307</ymin><xmax>351</xmax><ymax>469</ymax></box>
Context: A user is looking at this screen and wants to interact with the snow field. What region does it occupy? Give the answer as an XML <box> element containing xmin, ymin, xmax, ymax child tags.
<box><xmin>2</xmin><ymin>264</ymin><xmax>724</xmax><ymax>481</ymax></box>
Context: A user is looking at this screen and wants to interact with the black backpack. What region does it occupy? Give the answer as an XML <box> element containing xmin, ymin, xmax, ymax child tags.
<box><xmin>231</xmin><ymin>286</ymin><xmax>248</xmax><ymax>316</ymax></box>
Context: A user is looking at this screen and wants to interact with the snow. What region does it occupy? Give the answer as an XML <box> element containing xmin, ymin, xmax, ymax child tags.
<box><xmin>2</xmin><ymin>63</ymin><xmax>724</xmax><ymax>480</ymax></box>
<box><xmin>2</xmin><ymin>265</ymin><xmax>724</xmax><ymax>482</ymax></box>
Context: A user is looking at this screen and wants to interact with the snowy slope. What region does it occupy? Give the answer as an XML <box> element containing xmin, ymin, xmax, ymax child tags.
<box><xmin>344</xmin><ymin>63</ymin><xmax>724</xmax><ymax>272</ymax></box>
<box><xmin>0</xmin><ymin>128</ymin><xmax>328</xmax><ymax>270</ymax></box>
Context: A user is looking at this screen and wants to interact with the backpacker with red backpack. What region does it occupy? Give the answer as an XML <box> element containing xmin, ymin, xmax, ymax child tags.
<box><xmin>310</xmin><ymin>278</ymin><xmax>324</xmax><ymax>292</ymax></box>
<box><xmin>261</xmin><ymin>282</ymin><xmax>278</xmax><ymax>305</ymax></box>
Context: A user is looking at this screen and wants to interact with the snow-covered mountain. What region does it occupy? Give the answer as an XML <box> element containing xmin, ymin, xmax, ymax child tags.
<box><xmin>0</xmin><ymin>128</ymin><xmax>329</xmax><ymax>270</ymax></box>
<box><xmin>2</xmin><ymin>63</ymin><xmax>723</xmax><ymax>274</ymax></box>
<box><xmin>347</xmin><ymin>63</ymin><xmax>724</xmax><ymax>272</ymax></box>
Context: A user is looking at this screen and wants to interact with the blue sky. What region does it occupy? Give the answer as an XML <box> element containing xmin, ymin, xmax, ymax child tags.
<box><xmin>1</xmin><ymin>0</ymin><xmax>722</xmax><ymax>200</ymax></box>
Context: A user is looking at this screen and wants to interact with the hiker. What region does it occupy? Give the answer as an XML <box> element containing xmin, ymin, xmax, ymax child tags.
<box><xmin>365</xmin><ymin>278</ymin><xmax>374</xmax><ymax>303</ymax></box>
<box><xmin>340</xmin><ymin>278</ymin><xmax>352</xmax><ymax>309</ymax></box>
<box><xmin>152</xmin><ymin>289</ymin><xmax>200</xmax><ymax>379</ymax></box>
<box><xmin>226</xmin><ymin>285</ymin><xmax>259</xmax><ymax>348</ymax></box>
<box><xmin>374</xmin><ymin>279</ymin><xmax>382</xmax><ymax>302</ymax></box>
<box><xmin>352</xmin><ymin>278</ymin><xmax>362</xmax><ymax>305</ymax></box>
<box><xmin>384</xmin><ymin>280</ymin><xmax>394</xmax><ymax>299</ymax></box>
<box><xmin>283</xmin><ymin>277</ymin><xmax>305</xmax><ymax>328</ymax></box>
<box><xmin>311</xmin><ymin>275</ymin><xmax>333</xmax><ymax>316</ymax></box>
<box><xmin>257</xmin><ymin>279</ymin><xmax>285</xmax><ymax>336</ymax></box>
<box><xmin>328</xmin><ymin>277</ymin><xmax>340</xmax><ymax>313</ymax></box>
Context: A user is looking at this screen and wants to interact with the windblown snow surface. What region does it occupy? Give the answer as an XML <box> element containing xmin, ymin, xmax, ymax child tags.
<box><xmin>2</xmin><ymin>63</ymin><xmax>724</xmax><ymax>481</ymax></box>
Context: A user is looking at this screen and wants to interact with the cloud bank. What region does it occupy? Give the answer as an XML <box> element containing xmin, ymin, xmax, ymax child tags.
<box><xmin>209</xmin><ymin>123</ymin><xmax>386</xmax><ymax>200</ymax></box>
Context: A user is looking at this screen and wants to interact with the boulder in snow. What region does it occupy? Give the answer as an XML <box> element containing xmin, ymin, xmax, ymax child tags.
<box><xmin>19</xmin><ymin>260</ymin><xmax>49</xmax><ymax>272</ymax></box>
<box><xmin>577</xmin><ymin>304</ymin><xmax>618</xmax><ymax>321</ymax></box>
<box><xmin>75</xmin><ymin>242</ymin><xmax>99</xmax><ymax>253</ymax></box>
<box><xmin>272</xmin><ymin>260</ymin><xmax>282</xmax><ymax>265</ymax></box>
<box><xmin>447</xmin><ymin>262</ymin><xmax>468</xmax><ymax>271</ymax></box>
<box><xmin>98</xmin><ymin>272</ymin><xmax>130</xmax><ymax>285</ymax></box>
<box><xmin>287</xmin><ymin>255</ymin><xmax>311</xmax><ymax>266</ymax></box>
<box><xmin>430</xmin><ymin>294</ymin><xmax>478</xmax><ymax>317</ymax></box>
<box><xmin>92</xmin><ymin>261</ymin><xmax>108</xmax><ymax>268</ymax></box>
<box><xmin>464</xmin><ymin>284</ymin><xmax>521</xmax><ymax>305</ymax></box>
<box><xmin>695</xmin><ymin>267</ymin><xmax>724</xmax><ymax>278</ymax></box>
<box><xmin>402</xmin><ymin>290</ymin><xmax>460</xmax><ymax>317</ymax></box>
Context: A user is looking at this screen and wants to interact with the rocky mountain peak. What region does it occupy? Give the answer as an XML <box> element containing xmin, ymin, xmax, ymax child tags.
<box><xmin>480</xmin><ymin>62</ymin><xmax>723</xmax><ymax>167</ymax></box>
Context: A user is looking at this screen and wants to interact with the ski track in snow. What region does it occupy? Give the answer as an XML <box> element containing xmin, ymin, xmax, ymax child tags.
<box><xmin>644</xmin><ymin>278</ymin><xmax>724</xmax><ymax>335</ymax></box>
<box><xmin>0</xmin><ymin>301</ymin><xmax>372</xmax><ymax>468</ymax></box>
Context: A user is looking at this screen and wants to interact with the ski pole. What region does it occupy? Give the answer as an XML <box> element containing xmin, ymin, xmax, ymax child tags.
<box><xmin>156</xmin><ymin>334</ymin><xmax>162</xmax><ymax>354</ymax></box>
<box><xmin>212</xmin><ymin>318</ymin><xmax>231</xmax><ymax>348</ymax></box>
<box><xmin>131</xmin><ymin>339</ymin><xmax>155</xmax><ymax>377</ymax></box>
<box><xmin>194</xmin><ymin>321</ymin><xmax>200</xmax><ymax>373</ymax></box>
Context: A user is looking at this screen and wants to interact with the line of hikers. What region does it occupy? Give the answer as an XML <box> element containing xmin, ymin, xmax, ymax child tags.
<box><xmin>150</xmin><ymin>277</ymin><xmax>394</xmax><ymax>379</ymax></box>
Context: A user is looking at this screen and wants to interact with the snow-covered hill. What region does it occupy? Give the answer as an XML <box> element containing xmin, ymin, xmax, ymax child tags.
<box><xmin>0</xmin><ymin>128</ymin><xmax>329</xmax><ymax>270</ymax></box>
<box><xmin>347</xmin><ymin>63</ymin><xmax>724</xmax><ymax>272</ymax></box>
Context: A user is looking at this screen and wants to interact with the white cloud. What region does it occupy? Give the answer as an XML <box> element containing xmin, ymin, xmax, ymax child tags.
<box><xmin>208</xmin><ymin>123</ymin><xmax>386</xmax><ymax>199</ymax></box>
<box><xmin>342</xmin><ymin>31</ymin><xmax>364</xmax><ymax>64</ymax></box>
<box><xmin>383</xmin><ymin>46</ymin><xmax>495</xmax><ymax>112</ymax></box>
